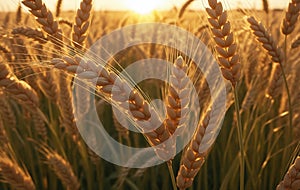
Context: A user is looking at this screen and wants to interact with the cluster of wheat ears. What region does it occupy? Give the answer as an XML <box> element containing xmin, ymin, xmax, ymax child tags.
<box><xmin>0</xmin><ymin>0</ymin><xmax>300</xmax><ymax>189</ymax></box>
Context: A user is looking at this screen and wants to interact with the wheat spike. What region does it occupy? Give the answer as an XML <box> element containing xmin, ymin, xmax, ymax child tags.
<box><xmin>59</xmin><ymin>19</ymin><xmax>73</xmax><ymax>28</ymax></box>
<box><xmin>12</xmin><ymin>27</ymin><xmax>47</xmax><ymax>44</ymax></box>
<box><xmin>247</xmin><ymin>16</ymin><xmax>285</xmax><ymax>62</ymax></box>
<box><xmin>176</xmin><ymin>110</ymin><xmax>210</xmax><ymax>190</ymax></box>
<box><xmin>206</xmin><ymin>0</ymin><xmax>241</xmax><ymax>87</ymax></box>
<box><xmin>57</xmin><ymin>73</ymin><xmax>79</xmax><ymax>142</ymax></box>
<box><xmin>22</xmin><ymin>0</ymin><xmax>63</xmax><ymax>46</ymax></box>
<box><xmin>37</xmin><ymin>69</ymin><xmax>58</xmax><ymax>102</ymax></box>
<box><xmin>247</xmin><ymin>17</ymin><xmax>285</xmax><ymax>99</ymax></box>
<box><xmin>51</xmin><ymin>56</ymin><xmax>172</xmax><ymax>160</ymax></box>
<box><xmin>0</xmin><ymin>152</ymin><xmax>36</xmax><ymax>190</ymax></box>
<box><xmin>0</xmin><ymin>56</ymin><xmax>39</xmax><ymax>108</ymax></box>
<box><xmin>0</xmin><ymin>92</ymin><xmax>16</xmax><ymax>128</ymax></box>
<box><xmin>41</xmin><ymin>148</ymin><xmax>80</xmax><ymax>190</ymax></box>
<box><xmin>262</xmin><ymin>0</ymin><xmax>269</xmax><ymax>14</ymax></box>
<box><xmin>32</xmin><ymin>109</ymin><xmax>47</xmax><ymax>139</ymax></box>
<box><xmin>164</xmin><ymin>56</ymin><xmax>190</xmax><ymax>135</ymax></box>
<box><xmin>178</xmin><ymin>0</ymin><xmax>194</xmax><ymax>19</ymax></box>
<box><xmin>55</xmin><ymin>0</ymin><xmax>63</xmax><ymax>17</ymax></box>
<box><xmin>72</xmin><ymin>0</ymin><xmax>92</xmax><ymax>49</ymax></box>
<box><xmin>277</xmin><ymin>157</ymin><xmax>300</xmax><ymax>190</ymax></box>
<box><xmin>281</xmin><ymin>0</ymin><xmax>300</xmax><ymax>35</ymax></box>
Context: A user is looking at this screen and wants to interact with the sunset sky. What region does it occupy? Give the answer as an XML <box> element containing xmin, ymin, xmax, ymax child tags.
<box><xmin>1</xmin><ymin>0</ymin><xmax>289</xmax><ymax>12</ymax></box>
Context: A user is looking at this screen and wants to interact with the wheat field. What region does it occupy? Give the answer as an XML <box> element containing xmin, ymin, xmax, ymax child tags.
<box><xmin>0</xmin><ymin>0</ymin><xmax>300</xmax><ymax>189</ymax></box>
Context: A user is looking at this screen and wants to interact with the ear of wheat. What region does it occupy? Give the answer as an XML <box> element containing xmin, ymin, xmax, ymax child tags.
<box><xmin>164</xmin><ymin>56</ymin><xmax>190</xmax><ymax>135</ymax></box>
<box><xmin>206</xmin><ymin>0</ymin><xmax>241</xmax><ymax>87</ymax></box>
<box><xmin>41</xmin><ymin>148</ymin><xmax>80</xmax><ymax>190</ymax></box>
<box><xmin>51</xmin><ymin>56</ymin><xmax>173</xmax><ymax>159</ymax></box>
<box><xmin>281</xmin><ymin>0</ymin><xmax>300</xmax><ymax>35</ymax></box>
<box><xmin>0</xmin><ymin>152</ymin><xmax>36</xmax><ymax>190</ymax></box>
<box><xmin>22</xmin><ymin>0</ymin><xmax>63</xmax><ymax>46</ymax></box>
<box><xmin>276</xmin><ymin>157</ymin><xmax>300</xmax><ymax>190</ymax></box>
<box><xmin>0</xmin><ymin>56</ymin><xmax>39</xmax><ymax>108</ymax></box>
<box><xmin>176</xmin><ymin>109</ymin><xmax>210</xmax><ymax>190</ymax></box>
<box><xmin>247</xmin><ymin>16</ymin><xmax>285</xmax><ymax>98</ymax></box>
<box><xmin>72</xmin><ymin>0</ymin><xmax>92</xmax><ymax>49</ymax></box>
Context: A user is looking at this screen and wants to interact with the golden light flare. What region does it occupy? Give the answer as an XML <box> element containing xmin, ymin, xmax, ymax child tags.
<box><xmin>125</xmin><ymin>0</ymin><xmax>161</xmax><ymax>15</ymax></box>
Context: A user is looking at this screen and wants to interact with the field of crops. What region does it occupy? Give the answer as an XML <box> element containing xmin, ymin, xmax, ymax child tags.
<box><xmin>0</xmin><ymin>0</ymin><xmax>300</xmax><ymax>189</ymax></box>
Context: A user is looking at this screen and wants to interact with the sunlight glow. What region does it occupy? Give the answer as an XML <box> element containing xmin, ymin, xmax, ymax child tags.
<box><xmin>125</xmin><ymin>0</ymin><xmax>161</xmax><ymax>15</ymax></box>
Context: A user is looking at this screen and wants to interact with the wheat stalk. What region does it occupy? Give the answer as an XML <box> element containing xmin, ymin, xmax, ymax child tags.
<box><xmin>0</xmin><ymin>152</ymin><xmax>36</xmax><ymax>190</ymax></box>
<box><xmin>176</xmin><ymin>109</ymin><xmax>210</xmax><ymax>190</ymax></box>
<box><xmin>206</xmin><ymin>0</ymin><xmax>241</xmax><ymax>87</ymax></box>
<box><xmin>277</xmin><ymin>156</ymin><xmax>300</xmax><ymax>190</ymax></box>
<box><xmin>281</xmin><ymin>0</ymin><xmax>300</xmax><ymax>35</ymax></box>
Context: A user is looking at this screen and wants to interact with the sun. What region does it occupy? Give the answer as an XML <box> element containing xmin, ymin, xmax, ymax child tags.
<box><xmin>126</xmin><ymin>0</ymin><xmax>160</xmax><ymax>15</ymax></box>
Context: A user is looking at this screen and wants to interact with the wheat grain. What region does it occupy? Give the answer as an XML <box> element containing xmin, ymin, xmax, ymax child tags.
<box><xmin>0</xmin><ymin>152</ymin><xmax>36</xmax><ymax>190</ymax></box>
<box><xmin>277</xmin><ymin>156</ymin><xmax>300</xmax><ymax>190</ymax></box>
<box><xmin>292</xmin><ymin>36</ymin><xmax>300</xmax><ymax>49</ymax></box>
<box><xmin>206</xmin><ymin>0</ymin><xmax>241</xmax><ymax>87</ymax></box>
<box><xmin>281</xmin><ymin>0</ymin><xmax>300</xmax><ymax>35</ymax></box>
<box><xmin>0</xmin><ymin>43</ymin><xmax>12</xmax><ymax>62</ymax></box>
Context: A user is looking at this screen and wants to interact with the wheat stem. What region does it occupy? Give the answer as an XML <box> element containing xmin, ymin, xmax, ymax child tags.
<box><xmin>167</xmin><ymin>160</ymin><xmax>177</xmax><ymax>190</ymax></box>
<box><xmin>234</xmin><ymin>86</ymin><xmax>244</xmax><ymax>190</ymax></box>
